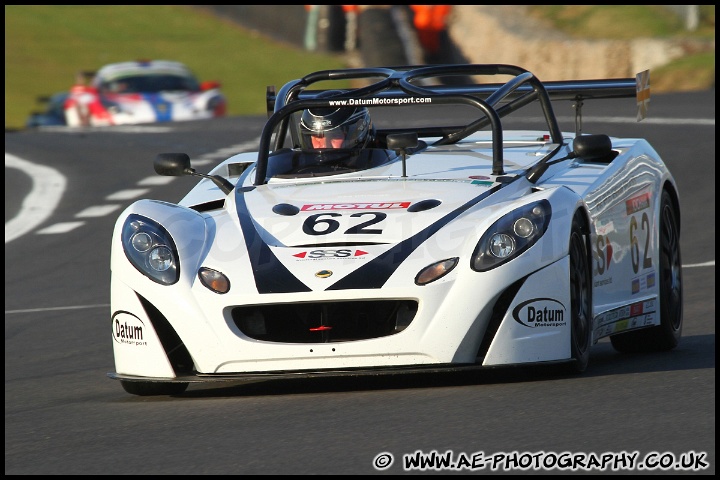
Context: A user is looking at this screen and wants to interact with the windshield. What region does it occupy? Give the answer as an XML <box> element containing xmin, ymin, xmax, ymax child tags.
<box><xmin>266</xmin><ymin>148</ymin><xmax>396</xmax><ymax>181</ymax></box>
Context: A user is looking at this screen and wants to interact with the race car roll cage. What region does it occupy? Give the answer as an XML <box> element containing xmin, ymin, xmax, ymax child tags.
<box><xmin>257</xmin><ymin>64</ymin><xmax>641</xmax><ymax>186</ymax></box>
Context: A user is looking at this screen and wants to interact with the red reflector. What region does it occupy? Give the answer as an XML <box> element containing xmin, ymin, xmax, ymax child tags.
<box><xmin>309</xmin><ymin>326</ymin><xmax>333</xmax><ymax>331</ymax></box>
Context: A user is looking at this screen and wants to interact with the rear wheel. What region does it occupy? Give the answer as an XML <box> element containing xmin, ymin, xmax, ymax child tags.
<box><xmin>568</xmin><ymin>213</ymin><xmax>593</xmax><ymax>373</ymax></box>
<box><xmin>610</xmin><ymin>190</ymin><xmax>683</xmax><ymax>352</ymax></box>
<box><xmin>120</xmin><ymin>380</ymin><xmax>189</xmax><ymax>396</ymax></box>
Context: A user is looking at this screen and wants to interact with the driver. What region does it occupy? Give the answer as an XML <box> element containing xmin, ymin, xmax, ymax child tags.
<box><xmin>298</xmin><ymin>91</ymin><xmax>375</xmax><ymax>150</ymax></box>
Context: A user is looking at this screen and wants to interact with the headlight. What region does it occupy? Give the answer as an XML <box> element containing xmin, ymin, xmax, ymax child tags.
<box><xmin>471</xmin><ymin>200</ymin><xmax>551</xmax><ymax>272</ymax></box>
<box><xmin>121</xmin><ymin>214</ymin><xmax>179</xmax><ymax>285</ymax></box>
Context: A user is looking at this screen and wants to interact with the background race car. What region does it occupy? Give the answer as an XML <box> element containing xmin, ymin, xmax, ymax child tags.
<box><xmin>61</xmin><ymin>59</ymin><xmax>226</xmax><ymax>127</ymax></box>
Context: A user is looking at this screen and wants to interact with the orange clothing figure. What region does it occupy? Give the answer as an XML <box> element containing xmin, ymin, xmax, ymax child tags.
<box><xmin>410</xmin><ymin>5</ymin><xmax>452</xmax><ymax>54</ymax></box>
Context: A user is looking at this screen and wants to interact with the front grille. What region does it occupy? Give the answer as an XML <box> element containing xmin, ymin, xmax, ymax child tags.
<box><xmin>231</xmin><ymin>300</ymin><xmax>418</xmax><ymax>343</ymax></box>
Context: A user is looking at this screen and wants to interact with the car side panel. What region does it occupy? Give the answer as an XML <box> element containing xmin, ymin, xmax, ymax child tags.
<box><xmin>541</xmin><ymin>139</ymin><xmax>672</xmax><ymax>339</ymax></box>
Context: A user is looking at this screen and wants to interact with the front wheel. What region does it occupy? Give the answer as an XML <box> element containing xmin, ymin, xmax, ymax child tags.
<box><xmin>610</xmin><ymin>190</ymin><xmax>683</xmax><ymax>352</ymax></box>
<box><xmin>568</xmin><ymin>213</ymin><xmax>593</xmax><ymax>373</ymax></box>
<box><xmin>120</xmin><ymin>380</ymin><xmax>189</xmax><ymax>396</ymax></box>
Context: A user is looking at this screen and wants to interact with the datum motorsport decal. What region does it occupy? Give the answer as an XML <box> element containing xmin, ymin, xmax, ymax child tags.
<box><xmin>112</xmin><ymin>311</ymin><xmax>148</xmax><ymax>346</ymax></box>
<box><xmin>512</xmin><ymin>298</ymin><xmax>567</xmax><ymax>328</ymax></box>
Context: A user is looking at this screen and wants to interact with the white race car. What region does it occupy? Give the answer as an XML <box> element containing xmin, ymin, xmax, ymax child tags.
<box><xmin>109</xmin><ymin>64</ymin><xmax>682</xmax><ymax>395</ymax></box>
<box><xmin>63</xmin><ymin>60</ymin><xmax>226</xmax><ymax>127</ymax></box>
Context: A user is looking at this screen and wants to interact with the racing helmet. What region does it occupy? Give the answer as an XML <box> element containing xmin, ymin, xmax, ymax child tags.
<box><xmin>298</xmin><ymin>90</ymin><xmax>373</xmax><ymax>150</ymax></box>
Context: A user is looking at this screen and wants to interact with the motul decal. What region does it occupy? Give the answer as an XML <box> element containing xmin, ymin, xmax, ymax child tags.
<box><xmin>293</xmin><ymin>249</ymin><xmax>369</xmax><ymax>259</ymax></box>
<box><xmin>301</xmin><ymin>202</ymin><xmax>410</xmax><ymax>211</ymax></box>
<box><xmin>512</xmin><ymin>298</ymin><xmax>567</xmax><ymax>328</ymax></box>
<box><xmin>625</xmin><ymin>192</ymin><xmax>651</xmax><ymax>215</ymax></box>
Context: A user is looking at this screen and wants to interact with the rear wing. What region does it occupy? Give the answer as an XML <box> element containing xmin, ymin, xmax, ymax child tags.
<box><xmin>267</xmin><ymin>64</ymin><xmax>650</xmax><ymax>132</ymax></box>
<box><xmin>540</xmin><ymin>69</ymin><xmax>650</xmax><ymax>133</ymax></box>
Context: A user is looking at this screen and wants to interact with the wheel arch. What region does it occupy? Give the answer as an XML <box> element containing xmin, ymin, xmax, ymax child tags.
<box><xmin>662</xmin><ymin>181</ymin><xmax>681</xmax><ymax>237</ymax></box>
<box><xmin>574</xmin><ymin>204</ymin><xmax>592</xmax><ymax>236</ymax></box>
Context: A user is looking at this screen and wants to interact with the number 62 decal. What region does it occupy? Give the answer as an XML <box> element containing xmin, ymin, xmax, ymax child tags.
<box><xmin>302</xmin><ymin>212</ymin><xmax>387</xmax><ymax>236</ymax></box>
<box><xmin>630</xmin><ymin>211</ymin><xmax>653</xmax><ymax>274</ymax></box>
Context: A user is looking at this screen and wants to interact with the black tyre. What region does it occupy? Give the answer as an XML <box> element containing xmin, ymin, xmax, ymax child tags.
<box><xmin>610</xmin><ymin>190</ymin><xmax>683</xmax><ymax>352</ymax></box>
<box><xmin>120</xmin><ymin>380</ymin><xmax>189</xmax><ymax>396</ymax></box>
<box><xmin>568</xmin><ymin>213</ymin><xmax>593</xmax><ymax>373</ymax></box>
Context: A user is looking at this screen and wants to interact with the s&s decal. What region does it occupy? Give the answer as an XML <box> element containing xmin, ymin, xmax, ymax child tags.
<box><xmin>293</xmin><ymin>249</ymin><xmax>368</xmax><ymax>259</ymax></box>
<box><xmin>512</xmin><ymin>298</ymin><xmax>567</xmax><ymax>328</ymax></box>
<box><xmin>595</xmin><ymin>233</ymin><xmax>613</xmax><ymax>275</ymax></box>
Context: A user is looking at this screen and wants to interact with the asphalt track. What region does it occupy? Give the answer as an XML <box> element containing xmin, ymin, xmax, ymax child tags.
<box><xmin>4</xmin><ymin>91</ymin><xmax>715</xmax><ymax>474</ymax></box>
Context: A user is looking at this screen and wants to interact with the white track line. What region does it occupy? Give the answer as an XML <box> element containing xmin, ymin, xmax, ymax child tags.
<box><xmin>5</xmin><ymin>153</ymin><xmax>66</xmax><ymax>243</ymax></box>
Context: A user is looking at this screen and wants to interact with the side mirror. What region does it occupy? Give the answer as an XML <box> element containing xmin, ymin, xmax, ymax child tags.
<box><xmin>386</xmin><ymin>133</ymin><xmax>419</xmax><ymax>178</ymax></box>
<box><xmin>386</xmin><ymin>132</ymin><xmax>419</xmax><ymax>151</ymax></box>
<box><xmin>528</xmin><ymin>134</ymin><xmax>616</xmax><ymax>184</ymax></box>
<box><xmin>572</xmin><ymin>134</ymin><xmax>614</xmax><ymax>161</ymax></box>
<box><xmin>154</xmin><ymin>152</ymin><xmax>234</xmax><ymax>195</ymax></box>
<box><xmin>155</xmin><ymin>153</ymin><xmax>191</xmax><ymax>176</ymax></box>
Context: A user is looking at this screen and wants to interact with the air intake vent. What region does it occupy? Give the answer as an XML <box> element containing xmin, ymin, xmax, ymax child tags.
<box><xmin>232</xmin><ymin>300</ymin><xmax>418</xmax><ymax>343</ymax></box>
